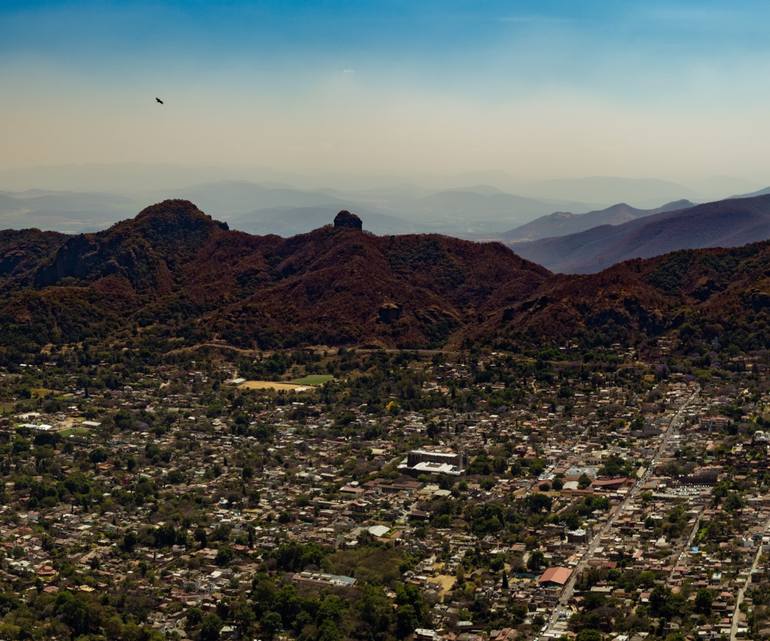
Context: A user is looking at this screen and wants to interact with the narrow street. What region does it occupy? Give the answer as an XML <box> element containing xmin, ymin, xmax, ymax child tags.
<box><xmin>667</xmin><ymin>506</ymin><xmax>704</xmax><ymax>582</ymax></box>
<box><xmin>731</xmin><ymin>515</ymin><xmax>770</xmax><ymax>641</ymax></box>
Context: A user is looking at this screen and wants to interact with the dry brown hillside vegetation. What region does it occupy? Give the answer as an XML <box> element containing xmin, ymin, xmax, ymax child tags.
<box><xmin>2</xmin><ymin>199</ymin><xmax>770</xmax><ymax>360</ymax></box>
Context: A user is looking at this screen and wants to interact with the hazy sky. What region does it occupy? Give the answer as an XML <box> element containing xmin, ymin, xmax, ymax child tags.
<box><xmin>3</xmin><ymin>0</ymin><xmax>770</xmax><ymax>183</ymax></box>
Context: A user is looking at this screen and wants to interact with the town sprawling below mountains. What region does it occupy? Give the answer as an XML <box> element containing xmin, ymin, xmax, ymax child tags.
<box><xmin>1</xmin><ymin>188</ymin><xmax>770</xmax><ymax>641</ymax></box>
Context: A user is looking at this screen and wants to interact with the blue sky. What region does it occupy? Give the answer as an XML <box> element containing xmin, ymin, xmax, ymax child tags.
<box><xmin>3</xmin><ymin>1</ymin><xmax>770</xmax><ymax>182</ymax></box>
<box><xmin>4</xmin><ymin>1</ymin><xmax>769</xmax><ymax>89</ymax></box>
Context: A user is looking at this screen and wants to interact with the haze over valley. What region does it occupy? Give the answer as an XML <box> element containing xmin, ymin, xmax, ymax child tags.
<box><xmin>3</xmin><ymin>168</ymin><xmax>770</xmax><ymax>276</ymax></box>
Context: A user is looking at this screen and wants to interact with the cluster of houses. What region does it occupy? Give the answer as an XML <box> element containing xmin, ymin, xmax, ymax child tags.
<box><xmin>0</xmin><ymin>352</ymin><xmax>768</xmax><ymax>640</ymax></box>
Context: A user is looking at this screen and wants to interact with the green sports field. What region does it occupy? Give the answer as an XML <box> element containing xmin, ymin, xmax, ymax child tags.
<box><xmin>289</xmin><ymin>374</ymin><xmax>335</xmax><ymax>386</ymax></box>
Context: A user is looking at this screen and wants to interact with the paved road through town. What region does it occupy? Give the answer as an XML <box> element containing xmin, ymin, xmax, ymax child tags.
<box><xmin>731</xmin><ymin>514</ymin><xmax>770</xmax><ymax>641</ymax></box>
<box><xmin>537</xmin><ymin>385</ymin><xmax>700</xmax><ymax>639</ymax></box>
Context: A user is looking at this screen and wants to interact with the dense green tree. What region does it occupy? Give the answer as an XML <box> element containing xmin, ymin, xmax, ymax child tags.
<box><xmin>694</xmin><ymin>589</ymin><xmax>713</xmax><ymax>615</ymax></box>
<box><xmin>199</xmin><ymin>612</ymin><xmax>223</xmax><ymax>641</ymax></box>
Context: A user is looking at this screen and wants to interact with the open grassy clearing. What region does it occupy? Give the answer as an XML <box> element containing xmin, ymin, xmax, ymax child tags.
<box><xmin>428</xmin><ymin>574</ymin><xmax>456</xmax><ymax>596</ymax></box>
<box><xmin>59</xmin><ymin>426</ymin><xmax>91</xmax><ymax>438</ymax></box>
<box><xmin>238</xmin><ymin>381</ymin><xmax>312</xmax><ymax>392</ymax></box>
<box><xmin>289</xmin><ymin>374</ymin><xmax>335</xmax><ymax>386</ymax></box>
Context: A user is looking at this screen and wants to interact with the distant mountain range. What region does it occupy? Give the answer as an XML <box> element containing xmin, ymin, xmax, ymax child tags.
<box><xmin>400</xmin><ymin>187</ymin><xmax>591</xmax><ymax>234</ymax></box>
<box><xmin>516</xmin><ymin>176</ymin><xmax>700</xmax><ymax>209</ymax></box>
<box><xmin>5</xmin><ymin>170</ymin><xmax>768</xmax><ymax>241</ymax></box>
<box><xmin>509</xmin><ymin>193</ymin><xmax>770</xmax><ymax>273</ymax></box>
<box><xmin>2</xmin><ymin>199</ymin><xmax>770</xmax><ymax>358</ymax></box>
<box><xmin>0</xmin><ymin>181</ymin><xmax>594</xmax><ymax>237</ymax></box>
<box><xmin>0</xmin><ymin>190</ymin><xmax>138</xmax><ymax>232</ymax></box>
<box><xmin>502</xmin><ymin>199</ymin><xmax>694</xmax><ymax>242</ymax></box>
<box><xmin>3</xmin><ymin>163</ymin><xmax>727</xmax><ymax>204</ymax></box>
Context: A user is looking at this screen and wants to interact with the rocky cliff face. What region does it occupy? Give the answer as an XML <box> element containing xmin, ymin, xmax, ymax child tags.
<box><xmin>333</xmin><ymin>210</ymin><xmax>363</xmax><ymax>230</ymax></box>
<box><xmin>0</xmin><ymin>229</ymin><xmax>67</xmax><ymax>286</ymax></box>
<box><xmin>34</xmin><ymin>200</ymin><xmax>228</xmax><ymax>291</ymax></box>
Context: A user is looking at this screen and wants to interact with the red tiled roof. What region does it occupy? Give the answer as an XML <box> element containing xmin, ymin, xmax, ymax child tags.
<box><xmin>538</xmin><ymin>566</ymin><xmax>571</xmax><ymax>585</ymax></box>
<box><xmin>591</xmin><ymin>477</ymin><xmax>630</xmax><ymax>487</ymax></box>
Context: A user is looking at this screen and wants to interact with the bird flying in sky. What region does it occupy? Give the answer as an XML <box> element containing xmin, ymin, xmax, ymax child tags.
<box><xmin>155</xmin><ymin>97</ymin><xmax>164</xmax><ymax>105</ymax></box>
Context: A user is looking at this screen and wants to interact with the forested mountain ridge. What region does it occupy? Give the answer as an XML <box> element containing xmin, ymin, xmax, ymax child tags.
<box><xmin>2</xmin><ymin>199</ymin><xmax>770</xmax><ymax>360</ymax></box>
